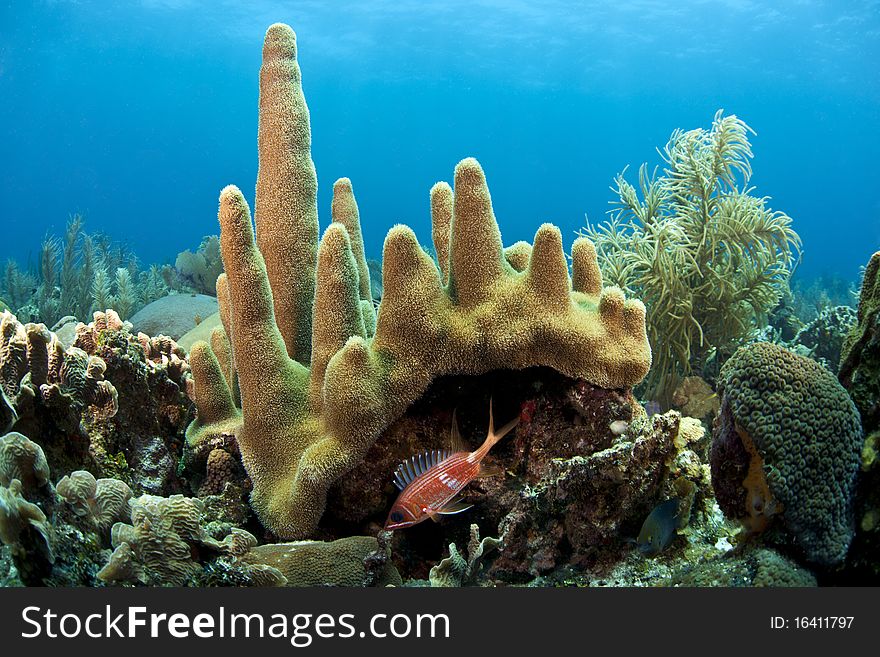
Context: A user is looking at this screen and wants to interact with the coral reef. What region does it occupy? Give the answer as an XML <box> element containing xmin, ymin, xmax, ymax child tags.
<box><xmin>581</xmin><ymin>111</ymin><xmax>800</xmax><ymax>401</ymax></box>
<box><xmin>2</xmin><ymin>216</ymin><xmax>170</xmax><ymax>326</ymax></box>
<box><xmin>840</xmin><ymin>252</ymin><xmax>880</xmax><ymax>433</ymax></box>
<box><xmin>0</xmin><ymin>431</ymin><xmax>50</xmax><ymax>491</ymax></box>
<box><xmin>72</xmin><ymin>310</ymin><xmax>192</xmax><ymax>493</ymax></box>
<box><xmin>129</xmin><ymin>293</ymin><xmax>218</xmax><ymax>341</ymax></box>
<box><xmin>0</xmin><ymin>425</ymin><xmax>252</xmax><ymax>586</ymax></box>
<box><xmin>0</xmin><ymin>309</ymin><xmax>199</xmax><ymax>585</ymax></box>
<box><xmin>838</xmin><ymin>251</ymin><xmax>880</xmax><ymax>580</ymax></box>
<box><xmin>188</xmin><ymin>23</ymin><xmax>651</xmax><ymax>540</ymax></box>
<box><xmin>0</xmin><ymin>306</ymin><xmax>191</xmax><ymax>498</ymax></box>
<box><xmin>429</xmin><ymin>524</ymin><xmax>500</xmax><ymax>587</ymax></box>
<box><xmin>788</xmin><ymin>305</ymin><xmax>856</xmax><ymax>374</ymax></box>
<box><xmin>0</xmin><ymin>435</ymin><xmax>113</xmax><ymax>586</ymax></box>
<box><xmin>238</xmin><ymin>535</ymin><xmax>402</xmax><ymax>587</ymax></box>
<box><xmin>98</xmin><ymin>493</ymin><xmax>253</xmax><ymax>586</ymax></box>
<box><xmin>663</xmin><ymin>546</ymin><xmax>816</xmax><ymax>587</ymax></box>
<box><xmin>5</xmin><ymin>20</ymin><xmax>866</xmax><ymax>591</ymax></box>
<box><xmin>318</xmin><ymin>365</ymin><xmax>715</xmax><ymax>584</ymax></box>
<box><xmin>491</xmin><ymin>409</ymin><xmax>709</xmax><ymax>580</ymax></box>
<box><xmin>175</xmin><ymin>236</ymin><xmax>224</xmax><ymax>296</ymax></box>
<box><xmin>711</xmin><ymin>342</ymin><xmax>862</xmax><ymax>566</ymax></box>
<box><xmin>349</xmin><ymin>367</ymin><xmax>712</xmax><ymax>585</ymax></box>
<box><xmin>0</xmin><ymin>479</ymin><xmax>53</xmax><ymax>579</ymax></box>
<box><xmin>0</xmin><ymin>311</ymin><xmax>118</xmax><ymax>471</ymax></box>
<box><xmin>56</xmin><ymin>470</ymin><xmax>132</xmax><ymax>534</ymax></box>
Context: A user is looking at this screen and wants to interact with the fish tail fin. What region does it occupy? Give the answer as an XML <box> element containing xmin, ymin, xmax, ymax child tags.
<box><xmin>475</xmin><ymin>398</ymin><xmax>519</xmax><ymax>459</ymax></box>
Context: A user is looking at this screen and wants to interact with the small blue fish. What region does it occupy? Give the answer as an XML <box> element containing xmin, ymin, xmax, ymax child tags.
<box><xmin>643</xmin><ymin>400</ymin><xmax>662</xmax><ymax>416</ymax></box>
<box><xmin>636</xmin><ymin>498</ymin><xmax>681</xmax><ymax>556</ymax></box>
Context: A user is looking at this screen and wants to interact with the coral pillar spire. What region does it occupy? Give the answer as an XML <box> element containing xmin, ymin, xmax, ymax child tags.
<box><xmin>430</xmin><ymin>181</ymin><xmax>453</xmax><ymax>285</ymax></box>
<box><xmin>448</xmin><ymin>158</ymin><xmax>507</xmax><ymax>307</ymax></box>
<box><xmin>188</xmin><ymin>24</ymin><xmax>652</xmax><ymax>540</ymax></box>
<box><xmin>309</xmin><ymin>223</ymin><xmax>367</xmax><ymax>412</ymax></box>
<box><xmin>255</xmin><ymin>23</ymin><xmax>319</xmax><ymax>365</ymax></box>
<box><xmin>331</xmin><ymin>178</ymin><xmax>372</xmax><ymax>303</ymax></box>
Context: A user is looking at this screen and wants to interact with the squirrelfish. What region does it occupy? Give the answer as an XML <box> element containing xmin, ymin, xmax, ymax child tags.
<box><xmin>384</xmin><ymin>400</ymin><xmax>519</xmax><ymax>530</ymax></box>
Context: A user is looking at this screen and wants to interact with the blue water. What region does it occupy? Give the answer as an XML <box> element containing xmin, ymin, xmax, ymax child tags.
<box><xmin>1</xmin><ymin>1</ymin><xmax>878</xmax><ymax>281</ymax></box>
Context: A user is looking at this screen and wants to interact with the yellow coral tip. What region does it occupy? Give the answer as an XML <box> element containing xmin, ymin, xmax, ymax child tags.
<box><xmin>454</xmin><ymin>157</ymin><xmax>485</xmax><ymax>182</ymax></box>
<box><xmin>190</xmin><ymin>340</ymin><xmax>209</xmax><ymax>357</ymax></box>
<box><xmin>431</xmin><ymin>181</ymin><xmax>452</xmax><ymax>196</ymax></box>
<box><xmin>219</xmin><ymin>184</ymin><xmax>243</xmax><ymax>202</ymax></box>
<box><xmin>264</xmin><ymin>23</ymin><xmax>296</xmax><ymax>51</ymax></box>
<box><xmin>599</xmin><ymin>287</ymin><xmax>625</xmax><ymax>315</ymax></box>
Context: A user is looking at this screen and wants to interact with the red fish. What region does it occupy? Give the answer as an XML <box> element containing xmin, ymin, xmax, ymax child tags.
<box><xmin>384</xmin><ymin>400</ymin><xmax>519</xmax><ymax>530</ymax></box>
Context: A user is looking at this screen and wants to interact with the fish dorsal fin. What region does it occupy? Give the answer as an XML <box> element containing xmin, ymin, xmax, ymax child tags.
<box><xmin>448</xmin><ymin>408</ymin><xmax>467</xmax><ymax>453</ymax></box>
<box><xmin>392</xmin><ymin>449</ymin><xmax>453</xmax><ymax>491</ymax></box>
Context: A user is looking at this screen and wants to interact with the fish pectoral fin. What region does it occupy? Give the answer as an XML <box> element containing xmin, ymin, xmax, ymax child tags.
<box><xmin>474</xmin><ymin>463</ymin><xmax>503</xmax><ymax>479</ymax></box>
<box><xmin>437</xmin><ymin>500</ymin><xmax>474</xmax><ymax>515</ymax></box>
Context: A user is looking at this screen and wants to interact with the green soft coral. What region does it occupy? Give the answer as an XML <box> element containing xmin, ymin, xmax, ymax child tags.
<box><xmin>582</xmin><ymin>110</ymin><xmax>801</xmax><ymax>400</ymax></box>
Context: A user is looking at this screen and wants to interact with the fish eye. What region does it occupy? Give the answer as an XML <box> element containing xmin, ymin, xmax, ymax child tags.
<box><xmin>390</xmin><ymin>511</ymin><xmax>404</xmax><ymax>523</ymax></box>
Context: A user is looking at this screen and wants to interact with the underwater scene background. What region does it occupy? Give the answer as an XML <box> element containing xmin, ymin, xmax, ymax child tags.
<box><xmin>0</xmin><ymin>1</ymin><xmax>878</xmax><ymax>587</ymax></box>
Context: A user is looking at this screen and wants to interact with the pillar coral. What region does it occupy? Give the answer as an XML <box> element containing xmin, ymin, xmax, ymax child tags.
<box><xmin>187</xmin><ymin>23</ymin><xmax>652</xmax><ymax>539</ymax></box>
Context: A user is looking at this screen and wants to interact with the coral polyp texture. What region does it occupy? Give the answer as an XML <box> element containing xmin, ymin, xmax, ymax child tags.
<box><xmin>0</xmin><ymin>431</ymin><xmax>50</xmax><ymax>491</ymax></box>
<box><xmin>187</xmin><ymin>23</ymin><xmax>651</xmax><ymax>539</ymax></box>
<box><xmin>239</xmin><ymin>536</ymin><xmax>402</xmax><ymax>587</ymax></box>
<box><xmin>840</xmin><ymin>251</ymin><xmax>880</xmax><ymax>431</ymax></box>
<box><xmin>711</xmin><ymin>342</ymin><xmax>862</xmax><ymax>566</ymax></box>
<box><xmin>838</xmin><ymin>251</ymin><xmax>880</xmax><ymax>577</ymax></box>
<box><xmin>0</xmin><ymin>310</ymin><xmax>118</xmax><ymax>436</ymax></box>
<box><xmin>56</xmin><ymin>470</ymin><xmax>132</xmax><ymax>534</ymax></box>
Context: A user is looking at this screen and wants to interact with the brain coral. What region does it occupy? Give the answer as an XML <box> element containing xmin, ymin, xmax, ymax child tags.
<box><xmin>0</xmin><ymin>310</ymin><xmax>118</xmax><ymax>434</ymax></box>
<box><xmin>711</xmin><ymin>342</ymin><xmax>862</xmax><ymax>565</ymax></box>
<box><xmin>56</xmin><ymin>470</ymin><xmax>132</xmax><ymax>534</ymax></box>
<box><xmin>0</xmin><ymin>431</ymin><xmax>50</xmax><ymax>491</ymax></box>
<box><xmin>98</xmin><ymin>493</ymin><xmax>256</xmax><ymax>586</ymax></box>
<box><xmin>187</xmin><ymin>23</ymin><xmax>651</xmax><ymax>539</ymax></box>
<box><xmin>429</xmin><ymin>524</ymin><xmax>500</xmax><ymax>587</ymax></box>
<box><xmin>239</xmin><ymin>535</ymin><xmax>401</xmax><ymax>587</ymax></box>
<box><xmin>0</xmin><ymin>478</ymin><xmax>52</xmax><ymax>563</ymax></box>
<box><xmin>665</xmin><ymin>547</ymin><xmax>816</xmax><ymax>587</ymax></box>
